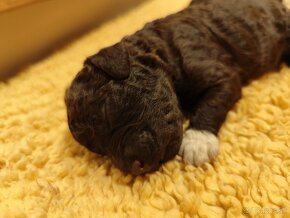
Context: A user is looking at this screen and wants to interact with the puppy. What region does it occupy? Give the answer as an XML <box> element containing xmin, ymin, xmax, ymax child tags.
<box><xmin>65</xmin><ymin>0</ymin><xmax>290</xmax><ymax>175</ymax></box>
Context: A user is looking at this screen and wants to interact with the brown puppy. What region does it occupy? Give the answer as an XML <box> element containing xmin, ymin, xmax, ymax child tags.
<box><xmin>65</xmin><ymin>0</ymin><xmax>290</xmax><ymax>175</ymax></box>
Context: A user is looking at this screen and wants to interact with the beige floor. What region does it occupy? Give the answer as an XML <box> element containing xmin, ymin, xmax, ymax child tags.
<box><xmin>0</xmin><ymin>0</ymin><xmax>289</xmax><ymax>217</ymax></box>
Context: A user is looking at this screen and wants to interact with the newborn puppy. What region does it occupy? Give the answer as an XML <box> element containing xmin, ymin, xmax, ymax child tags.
<box><xmin>65</xmin><ymin>0</ymin><xmax>290</xmax><ymax>175</ymax></box>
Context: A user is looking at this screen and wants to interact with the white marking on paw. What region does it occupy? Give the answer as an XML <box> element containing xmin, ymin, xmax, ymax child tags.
<box><xmin>283</xmin><ymin>0</ymin><xmax>290</xmax><ymax>8</ymax></box>
<box><xmin>178</xmin><ymin>129</ymin><xmax>219</xmax><ymax>166</ymax></box>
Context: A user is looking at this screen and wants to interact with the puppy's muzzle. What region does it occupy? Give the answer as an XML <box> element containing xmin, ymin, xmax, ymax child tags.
<box><xmin>131</xmin><ymin>160</ymin><xmax>163</xmax><ymax>176</ymax></box>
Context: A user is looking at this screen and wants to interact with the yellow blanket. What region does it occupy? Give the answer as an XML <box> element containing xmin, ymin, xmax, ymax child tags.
<box><xmin>0</xmin><ymin>0</ymin><xmax>289</xmax><ymax>217</ymax></box>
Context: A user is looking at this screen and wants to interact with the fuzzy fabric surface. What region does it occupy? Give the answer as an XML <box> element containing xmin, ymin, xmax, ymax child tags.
<box><xmin>0</xmin><ymin>0</ymin><xmax>290</xmax><ymax>217</ymax></box>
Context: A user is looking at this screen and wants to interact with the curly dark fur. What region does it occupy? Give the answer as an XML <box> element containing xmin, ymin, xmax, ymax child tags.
<box><xmin>65</xmin><ymin>0</ymin><xmax>290</xmax><ymax>175</ymax></box>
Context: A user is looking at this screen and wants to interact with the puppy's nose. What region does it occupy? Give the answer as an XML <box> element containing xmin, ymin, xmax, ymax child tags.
<box><xmin>131</xmin><ymin>160</ymin><xmax>145</xmax><ymax>176</ymax></box>
<box><xmin>131</xmin><ymin>160</ymin><xmax>162</xmax><ymax>175</ymax></box>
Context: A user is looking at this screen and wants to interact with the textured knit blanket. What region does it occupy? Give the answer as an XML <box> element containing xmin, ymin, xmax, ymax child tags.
<box><xmin>0</xmin><ymin>0</ymin><xmax>289</xmax><ymax>217</ymax></box>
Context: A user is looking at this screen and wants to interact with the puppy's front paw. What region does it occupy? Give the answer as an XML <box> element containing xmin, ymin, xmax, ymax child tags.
<box><xmin>178</xmin><ymin>129</ymin><xmax>219</xmax><ymax>166</ymax></box>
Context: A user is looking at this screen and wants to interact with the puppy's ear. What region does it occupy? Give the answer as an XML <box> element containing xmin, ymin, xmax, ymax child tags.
<box><xmin>85</xmin><ymin>42</ymin><xmax>130</xmax><ymax>80</ymax></box>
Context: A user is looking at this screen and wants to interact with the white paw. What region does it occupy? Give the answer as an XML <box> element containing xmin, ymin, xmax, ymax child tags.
<box><xmin>178</xmin><ymin>129</ymin><xmax>219</xmax><ymax>166</ymax></box>
<box><xmin>283</xmin><ymin>0</ymin><xmax>290</xmax><ymax>8</ymax></box>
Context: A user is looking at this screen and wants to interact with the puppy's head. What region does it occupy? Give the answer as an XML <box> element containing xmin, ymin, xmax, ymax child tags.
<box><xmin>65</xmin><ymin>42</ymin><xmax>183</xmax><ymax>175</ymax></box>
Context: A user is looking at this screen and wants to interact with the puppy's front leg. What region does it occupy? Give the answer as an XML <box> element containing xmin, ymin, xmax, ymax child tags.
<box><xmin>179</xmin><ymin>64</ymin><xmax>241</xmax><ymax>166</ymax></box>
